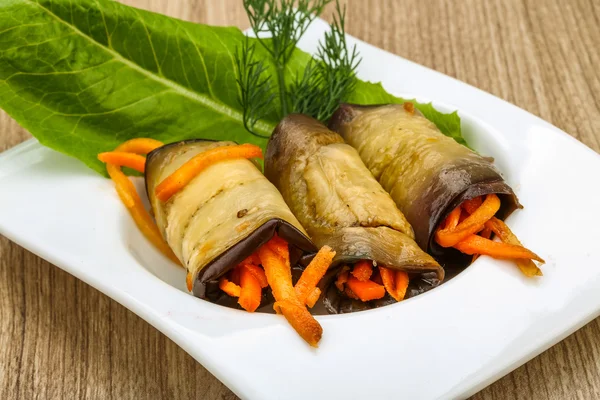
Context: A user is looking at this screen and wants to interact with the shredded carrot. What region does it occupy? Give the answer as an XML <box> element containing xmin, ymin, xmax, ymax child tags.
<box><xmin>485</xmin><ymin>217</ymin><xmax>543</xmax><ymax>276</ymax></box>
<box><xmin>346</xmin><ymin>276</ymin><xmax>386</xmax><ymax>302</ymax></box>
<box><xmin>106</xmin><ymin>163</ymin><xmax>180</xmax><ymax>264</ymax></box>
<box><xmin>395</xmin><ymin>271</ymin><xmax>409</xmax><ymax>301</ymax></box>
<box><xmin>436</xmin><ymin>194</ymin><xmax>501</xmax><ymax>247</ymax></box>
<box><xmin>241</xmin><ymin>253</ymin><xmax>261</xmax><ymax>266</ymax></box>
<box><xmin>266</xmin><ymin>234</ymin><xmax>289</xmax><ymax>261</ymax></box>
<box><xmin>335</xmin><ymin>267</ymin><xmax>350</xmax><ymax>291</ymax></box>
<box><xmin>242</xmin><ymin>263</ymin><xmax>269</xmax><ymax>288</ymax></box>
<box><xmin>258</xmin><ymin>243</ymin><xmax>322</xmax><ymax>347</ymax></box>
<box><xmin>155</xmin><ymin>144</ymin><xmax>263</xmax><ymax>202</ymax></box>
<box><xmin>238</xmin><ymin>266</ymin><xmax>262</xmax><ymax>312</ymax></box>
<box><xmin>113</xmin><ymin>138</ymin><xmax>164</xmax><ymax>154</ymax></box>
<box><xmin>379</xmin><ymin>267</ymin><xmax>410</xmax><ymax>302</ymax></box>
<box><xmin>98</xmin><ymin>152</ymin><xmax>146</xmax><ymax>173</ymax></box>
<box><xmin>454</xmin><ymin>235</ymin><xmax>544</xmax><ymax>262</ymax></box>
<box><xmin>472</xmin><ymin>227</ymin><xmax>492</xmax><ymax>262</ymax></box>
<box><xmin>351</xmin><ymin>260</ymin><xmax>373</xmax><ymax>282</ymax></box>
<box><xmin>219</xmin><ymin>276</ymin><xmax>242</xmax><ymax>298</ymax></box>
<box><xmin>305</xmin><ymin>288</ymin><xmax>321</xmax><ymax>308</ymax></box>
<box><xmin>295</xmin><ymin>246</ymin><xmax>335</xmax><ymax>304</ymax></box>
<box><xmin>463</xmin><ymin>196</ymin><xmax>483</xmax><ymax>214</ymax></box>
<box><xmin>102</xmin><ymin>138</ymin><xmax>179</xmax><ymax>264</ymax></box>
<box><xmin>379</xmin><ymin>266</ymin><xmax>397</xmax><ymax>300</ymax></box>
<box><xmin>444</xmin><ymin>205</ymin><xmax>462</xmax><ymax>230</ymax></box>
<box><xmin>186</xmin><ymin>272</ymin><xmax>193</xmax><ymax>292</ymax></box>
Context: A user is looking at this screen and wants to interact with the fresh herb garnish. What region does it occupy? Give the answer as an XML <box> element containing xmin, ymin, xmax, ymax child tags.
<box><xmin>237</xmin><ymin>0</ymin><xmax>360</xmax><ymax>134</ymax></box>
<box><xmin>0</xmin><ymin>0</ymin><xmax>465</xmax><ymax>175</ymax></box>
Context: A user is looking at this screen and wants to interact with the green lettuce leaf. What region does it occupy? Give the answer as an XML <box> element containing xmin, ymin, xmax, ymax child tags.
<box><xmin>0</xmin><ymin>0</ymin><xmax>465</xmax><ymax>174</ymax></box>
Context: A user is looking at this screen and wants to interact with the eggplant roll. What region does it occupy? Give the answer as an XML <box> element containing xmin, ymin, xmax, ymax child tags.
<box><xmin>145</xmin><ymin>140</ymin><xmax>316</xmax><ymax>303</ymax></box>
<box><xmin>265</xmin><ymin>114</ymin><xmax>443</xmax><ymax>313</ymax></box>
<box><xmin>329</xmin><ymin>103</ymin><xmax>520</xmax><ymax>265</ymax></box>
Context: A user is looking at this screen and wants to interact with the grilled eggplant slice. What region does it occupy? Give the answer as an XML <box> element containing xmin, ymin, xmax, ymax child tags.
<box><xmin>145</xmin><ymin>140</ymin><xmax>316</xmax><ymax>305</ymax></box>
<box><xmin>329</xmin><ymin>103</ymin><xmax>520</xmax><ymax>267</ymax></box>
<box><xmin>265</xmin><ymin>114</ymin><xmax>443</xmax><ymax>313</ymax></box>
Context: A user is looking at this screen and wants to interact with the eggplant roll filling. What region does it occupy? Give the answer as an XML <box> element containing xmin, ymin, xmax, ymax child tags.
<box><xmin>265</xmin><ymin>114</ymin><xmax>443</xmax><ymax>313</ymax></box>
<box><xmin>329</xmin><ymin>103</ymin><xmax>543</xmax><ymax>275</ymax></box>
<box><xmin>145</xmin><ymin>140</ymin><xmax>316</xmax><ymax>305</ymax></box>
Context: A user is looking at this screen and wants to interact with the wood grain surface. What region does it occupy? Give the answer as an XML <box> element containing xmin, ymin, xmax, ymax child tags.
<box><xmin>1</xmin><ymin>0</ymin><xmax>599</xmax><ymax>399</ymax></box>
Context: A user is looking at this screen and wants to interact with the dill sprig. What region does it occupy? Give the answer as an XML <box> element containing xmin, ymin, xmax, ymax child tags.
<box><xmin>236</xmin><ymin>0</ymin><xmax>360</xmax><ymax>130</ymax></box>
<box><xmin>235</xmin><ymin>37</ymin><xmax>275</xmax><ymax>137</ymax></box>
<box><xmin>289</xmin><ymin>1</ymin><xmax>360</xmax><ymax>121</ymax></box>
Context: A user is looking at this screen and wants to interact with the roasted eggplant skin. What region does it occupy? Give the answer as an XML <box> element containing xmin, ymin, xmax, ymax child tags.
<box><xmin>145</xmin><ymin>140</ymin><xmax>316</xmax><ymax>301</ymax></box>
<box><xmin>329</xmin><ymin>104</ymin><xmax>520</xmax><ymax>264</ymax></box>
<box><xmin>265</xmin><ymin>114</ymin><xmax>443</xmax><ymax>312</ymax></box>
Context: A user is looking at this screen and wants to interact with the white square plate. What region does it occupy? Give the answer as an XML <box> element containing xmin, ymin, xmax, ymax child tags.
<box><xmin>1</xmin><ymin>18</ymin><xmax>600</xmax><ymax>400</ymax></box>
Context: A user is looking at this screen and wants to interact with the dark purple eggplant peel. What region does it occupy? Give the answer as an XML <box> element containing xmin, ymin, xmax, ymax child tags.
<box><xmin>145</xmin><ymin>140</ymin><xmax>316</xmax><ymax>307</ymax></box>
<box><xmin>265</xmin><ymin>114</ymin><xmax>443</xmax><ymax>314</ymax></box>
<box><xmin>329</xmin><ymin>103</ymin><xmax>520</xmax><ymax>268</ymax></box>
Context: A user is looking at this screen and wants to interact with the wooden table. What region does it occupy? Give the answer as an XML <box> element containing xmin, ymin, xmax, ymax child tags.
<box><xmin>1</xmin><ymin>0</ymin><xmax>598</xmax><ymax>398</ymax></box>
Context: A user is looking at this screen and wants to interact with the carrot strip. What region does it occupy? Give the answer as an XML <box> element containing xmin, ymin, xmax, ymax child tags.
<box><xmin>98</xmin><ymin>152</ymin><xmax>146</xmax><ymax>173</ymax></box>
<box><xmin>240</xmin><ymin>253</ymin><xmax>261</xmax><ymax>266</ymax></box>
<box><xmin>351</xmin><ymin>260</ymin><xmax>373</xmax><ymax>282</ymax></box>
<box><xmin>435</xmin><ymin>194</ymin><xmax>501</xmax><ymax>247</ymax></box>
<box><xmin>258</xmin><ymin>244</ymin><xmax>322</xmax><ymax>347</ymax></box>
<box><xmin>295</xmin><ymin>246</ymin><xmax>336</xmax><ymax>304</ymax></box>
<box><xmin>155</xmin><ymin>144</ymin><xmax>263</xmax><ymax>202</ymax></box>
<box><xmin>472</xmin><ymin>227</ymin><xmax>492</xmax><ymax>262</ymax></box>
<box><xmin>335</xmin><ymin>267</ymin><xmax>350</xmax><ymax>291</ymax></box>
<box><xmin>379</xmin><ymin>266</ymin><xmax>397</xmax><ymax>300</ymax></box>
<box><xmin>485</xmin><ymin>217</ymin><xmax>543</xmax><ymax>276</ymax></box>
<box><xmin>243</xmin><ymin>264</ymin><xmax>269</xmax><ymax>288</ymax></box>
<box><xmin>454</xmin><ymin>235</ymin><xmax>545</xmax><ymax>262</ymax></box>
<box><xmin>186</xmin><ymin>272</ymin><xmax>193</xmax><ymax>292</ymax></box>
<box><xmin>106</xmin><ymin>163</ymin><xmax>180</xmax><ymax>264</ymax></box>
<box><xmin>346</xmin><ymin>276</ymin><xmax>386</xmax><ymax>302</ymax></box>
<box><xmin>114</xmin><ymin>138</ymin><xmax>164</xmax><ymax>154</ymax></box>
<box><xmin>462</xmin><ymin>196</ymin><xmax>483</xmax><ymax>214</ymax></box>
<box><xmin>238</xmin><ymin>266</ymin><xmax>262</xmax><ymax>312</ymax></box>
<box><xmin>444</xmin><ymin>205</ymin><xmax>462</xmax><ymax>230</ymax></box>
<box><xmin>305</xmin><ymin>288</ymin><xmax>321</xmax><ymax>308</ymax></box>
<box><xmin>266</xmin><ymin>234</ymin><xmax>289</xmax><ymax>261</ymax></box>
<box><xmin>102</xmin><ymin>138</ymin><xmax>179</xmax><ymax>264</ymax></box>
<box><xmin>395</xmin><ymin>271</ymin><xmax>409</xmax><ymax>301</ymax></box>
<box><xmin>219</xmin><ymin>277</ymin><xmax>241</xmax><ymax>298</ymax></box>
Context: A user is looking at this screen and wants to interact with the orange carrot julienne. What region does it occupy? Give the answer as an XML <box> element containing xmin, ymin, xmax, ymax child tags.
<box><xmin>98</xmin><ymin>152</ymin><xmax>147</xmax><ymax>173</ymax></box>
<box><xmin>472</xmin><ymin>226</ymin><xmax>492</xmax><ymax>262</ymax></box>
<box><xmin>346</xmin><ymin>276</ymin><xmax>385</xmax><ymax>302</ymax></box>
<box><xmin>462</xmin><ymin>196</ymin><xmax>483</xmax><ymax>214</ymax></box>
<box><xmin>454</xmin><ymin>235</ymin><xmax>544</xmax><ymax>262</ymax></box>
<box><xmin>435</xmin><ymin>194</ymin><xmax>501</xmax><ymax>247</ymax></box>
<box><xmin>444</xmin><ymin>205</ymin><xmax>462</xmax><ymax>230</ymax></box>
<box><xmin>240</xmin><ymin>253</ymin><xmax>261</xmax><ymax>266</ymax></box>
<box><xmin>379</xmin><ymin>266</ymin><xmax>397</xmax><ymax>300</ymax></box>
<box><xmin>238</xmin><ymin>266</ymin><xmax>262</xmax><ymax>312</ymax></box>
<box><xmin>106</xmin><ymin>163</ymin><xmax>180</xmax><ymax>264</ymax></box>
<box><xmin>219</xmin><ymin>276</ymin><xmax>241</xmax><ymax>298</ymax></box>
<box><xmin>395</xmin><ymin>270</ymin><xmax>409</xmax><ymax>301</ymax></box>
<box><xmin>305</xmin><ymin>288</ymin><xmax>321</xmax><ymax>308</ymax></box>
<box><xmin>485</xmin><ymin>217</ymin><xmax>543</xmax><ymax>276</ymax></box>
<box><xmin>295</xmin><ymin>246</ymin><xmax>335</xmax><ymax>304</ymax></box>
<box><xmin>351</xmin><ymin>260</ymin><xmax>373</xmax><ymax>282</ymax></box>
<box><xmin>114</xmin><ymin>138</ymin><xmax>164</xmax><ymax>154</ymax></box>
<box><xmin>186</xmin><ymin>272</ymin><xmax>193</xmax><ymax>292</ymax></box>
<box><xmin>266</xmin><ymin>234</ymin><xmax>289</xmax><ymax>261</ymax></box>
<box><xmin>258</xmin><ymin>243</ymin><xmax>322</xmax><ymax>347</ymax></box>
<box><xmin>155</xmin><ymin>144</ymin><xmax>263</xmax><ymax>202</ymax></box>
<box><xmin>243</xmin><ymin>263</ymin><xmax>269</xmax><ymax>288</ymax></box>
